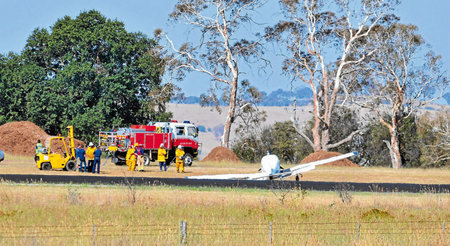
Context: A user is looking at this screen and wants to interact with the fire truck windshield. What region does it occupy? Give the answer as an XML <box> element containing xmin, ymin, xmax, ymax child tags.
<box><xmin>187</xmin><ymin>127</ymin><xmax>198</xmax><ymax>137</ymax></box>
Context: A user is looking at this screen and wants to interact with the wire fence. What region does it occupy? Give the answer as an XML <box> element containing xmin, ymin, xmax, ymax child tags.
<box><xmin>0</xmin><ymin>220</ymin><xmax>447</xmax><ymax>245</ymax></box>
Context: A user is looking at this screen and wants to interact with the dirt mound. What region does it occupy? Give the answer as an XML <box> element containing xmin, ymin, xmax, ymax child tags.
<box><xmin>0</xmin><ymin>121</ymin><xmax>84</xmax><ymax>156</ymax></box>
<box><xmin>46</xmin><ymin>136</ymin><xmax>86</xmax><ymax>156</ymax></box>
<box><xmin>202</xmin><ymin>146</ymin><xmax>240</xmax><ymax>162</ymax></box>
<box><xmin>0</xmin><ymin>121</ymin><xmax>50</xmax><ymax>156</ymax></box>
<box><xmin>301</xmin><ymin>151</ymin><xmax>359</xmax><ymax>167</ymax></box>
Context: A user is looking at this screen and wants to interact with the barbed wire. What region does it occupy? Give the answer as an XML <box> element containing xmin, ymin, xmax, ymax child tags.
<box><xmin>0</xmin><ymin>220</ymin><xmax>446</xmax><ymax>239</ymax></box>
<box><xmin>4</xmin><ymin>220</ymin><xmax>443</xmax><ymax>228</ymax></box>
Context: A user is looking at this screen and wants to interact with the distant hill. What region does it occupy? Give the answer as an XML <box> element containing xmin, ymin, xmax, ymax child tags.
<box><xmin>260</xmin><ymin>87</ymin><xmax>313</xmax><ymax>106</ymax></box>
<box><xmin>171</xmin><ymin>87</ymin><xmax>313</xmax><ymax>106</ymax></box>
<box><xmin>173</xmin><ymin>88</ymin><xmax>450</xmax><ymax>106</ymax></box>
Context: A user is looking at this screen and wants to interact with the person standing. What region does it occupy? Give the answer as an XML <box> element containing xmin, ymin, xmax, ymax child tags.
<box><xmin>86</xmin><ymin>142</ymin><xmax>96</xmax><ymax>172</ymax></box>
<box><xmin>157</xmin><ymin>143</ymin><xmax>167</xmax><ymax>171</ymax></box>
<box><xmin>35</xmin><ymin>140</ymin><xmax>43</xmax><ymax>162</ymax></box>
<box><xmin>126</xmin><ymin>144</ymin><xmax>137</xmax><ymax>171</ymax></box>
<box><xmin>92</xmin><ymin>146</ymin><xmax>102</xmax><ymax>174</ymax></box>
<box><xmin>175</xmin><ymin>145</ymin><xmax>185</xmax><ymax>173</ymax></box>
<box><xmin>135</xmin><ymin>143</ymin><xmax>145</xmax><ymax>172</ymax></box>
<box><xmin>75</xmin><ymin>144</ymin><xmax>80</xmax><ymax>170</ymax></box>
<box><xmin>77</xmin><ymin>145</ymin><xmax>87</xmax><ymax>172</ymax></box>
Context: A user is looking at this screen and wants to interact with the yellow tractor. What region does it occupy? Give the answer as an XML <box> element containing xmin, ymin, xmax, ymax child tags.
<box><xmin>36</xmin><ymin>126</ymin><xmax>77</xmax><ymax>171</ymax></box>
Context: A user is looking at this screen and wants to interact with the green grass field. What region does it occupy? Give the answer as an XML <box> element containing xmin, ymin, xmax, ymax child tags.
<box><xmin>0</xmin><ymin>182</ymin><xmax>448</xmax><ymax>245</ymax></box>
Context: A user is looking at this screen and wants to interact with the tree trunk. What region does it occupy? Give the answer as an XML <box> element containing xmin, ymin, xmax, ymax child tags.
<box><xmin>311</xmin><ymin>87</ymin><xmax>322</xmax><ymax>151</ymax></box>
<box><xmin>222</xmin><ymin>78</ymin><xmax>238</xmax><ymax>148</ymax></box>
<box><xmin>311</xmin><ymin>119</ymin><xmax>321</xmax><ymax>151</ymax></box>
<box><xmin>390</xmin><ymin>126</ymin><xmax>402</xmax><ymax>169</ymax></box>
<box><xmin>389</xmin><ymin>95</ymin><xmax>403</xmax><ymax>169</ymax></box>
<box><xmin>321</xmin><ymin>129</ymin><xmax>330</xmax><ymax>151</ymax></box>
<box><xmin>383</xmin><ymin>140</ymin><xmax>396</xmax><ymax>168</ymax></box>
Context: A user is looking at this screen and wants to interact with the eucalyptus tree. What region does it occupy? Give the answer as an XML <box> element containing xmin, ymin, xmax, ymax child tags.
<box><xmin>166</xmin><ymin>0</ymin><xmax>266</xmax><ymax>148</ymax></box>
<box><xmin>351</xmin><ymin>23</ymin><xmax>448</xmax><ymax>168</ymax></box>
<box><xmin>265</xmin><ymin>0</ymin><xmax>397</xmax><ymax>151</ymax></box>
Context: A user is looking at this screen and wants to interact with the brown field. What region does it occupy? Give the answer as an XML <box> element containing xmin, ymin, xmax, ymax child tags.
<box><xmin>0</xmin><ymin>154</ymin><xmax>449</xmax><ymax>245</ymax></box>
<box><xmin>1</xmin><ymin>155</ymin><xmax>449</xmax><ymax>184</ymax></box>
<box><xmin>0</xmin><ymin>183</ymin><xmax>448</xmax><ymax>245</ymax></box>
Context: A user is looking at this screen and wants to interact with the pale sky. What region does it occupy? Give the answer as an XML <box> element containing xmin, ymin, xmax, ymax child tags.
<box><xmin>1</xmin><ymin>0</ymin><xmax>449</xmax><ymax>97</ymax></box>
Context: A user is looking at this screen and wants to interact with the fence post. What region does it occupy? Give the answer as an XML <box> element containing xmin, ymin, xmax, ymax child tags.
<box><xmin>92</xmin><ymin>224</ymin><xmax>96</xmax><ymax>246</ymax></box>
<box><xmin>180</xmin><ymin>220</ymin><xmax>187</xmax><ymax>245</ymax></box>
<box><xmin>269</xmin><ymin>222</ymin><xmax>273</xmax><ymax>244</ymax></box>
<box><xmin>356</xmin><ymin>222</ymin><xmax>361</xmax><ymax>244</ymax></box>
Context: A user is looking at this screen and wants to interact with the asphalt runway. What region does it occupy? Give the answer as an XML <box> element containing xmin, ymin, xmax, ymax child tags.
<box><xmin>0</xmin><ymin>174</ymin><xmax>449</xmax><ymax>193</ymax></box>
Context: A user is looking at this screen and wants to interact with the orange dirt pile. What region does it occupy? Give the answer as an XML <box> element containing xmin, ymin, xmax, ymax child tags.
<box><xmin>301</xmin><ymin>151</ymin><xmax>359</xmax><ymax>167</ymax></box>
<box><xmin>202</xmin><ymin>146</ymin><xmax>241</xmax><ymax>162</ymax></box>
<box><xmin>0</xmin><ymin>121</ymin><xmax>84</xmax><ymax>156</ymax></box>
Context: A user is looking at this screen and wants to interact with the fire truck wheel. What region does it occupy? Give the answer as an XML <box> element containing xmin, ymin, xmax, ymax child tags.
<box><xmin>64</xmin><ymin>161</ymin><xmax>77</xmax><ymax>171</ymax></box>
<box><xmin>41</xmin><ymin>162</ymin><xmax>52</xmax><ymax>170</ymax></box>
<box><xmin>143</xmin><ymin>154</ymin><xmax>150</xmax><ymax>166</ymax></box>
<box><xmin>184</xmin><ymin>153</ymin><xmax>193</xmax><ymax>166</ymax></box>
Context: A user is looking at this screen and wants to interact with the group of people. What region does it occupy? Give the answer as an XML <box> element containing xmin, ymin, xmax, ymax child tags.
<box><xmin>126</xmin><ymin>143</ymin><xmax>145</xmax><ymax>171</ymax></box>
<box><xmin>156</xmin><ymin>143</ymin><xmax>186</xmax><ymax>173</ymax></box>
<box><xmin>126</xmin><ymin>143</ymin><xmax>185</xmax><ymax>173</ymax></box>
<box><xmin>75</xmin><ymin>142</ymin><xmax>102</xmax><ymax>173</ymax></box>
<box><xmin>36</xmin><ymin>139</ymin><xmax>188</xmax><ymax>174</ymax></box>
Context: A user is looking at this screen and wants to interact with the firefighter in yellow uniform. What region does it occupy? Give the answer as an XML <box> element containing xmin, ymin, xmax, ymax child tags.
<box><xmin>86</xmin><ymin>142</ymin><xmax>96</xmax><ymax>172</ymax></box>
<box><xmin>157</xmin><ymin>143</ymin><xmax>167</xmax><ymax>171</ymax></box>
<box><xmin>126</xmin><ymin>144</ymin><xmax>137</xmax><ymax>171</ymax></box>
<box><xmin>175</xmin><ymin>145</ymin><xmax>185</xmax><ymax>173</ymax></box>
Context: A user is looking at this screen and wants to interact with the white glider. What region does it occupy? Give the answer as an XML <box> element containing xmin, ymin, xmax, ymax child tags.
<box><xmin>187</xmin><ymin>152</ymin><xmax>358</xmax><ymax>180</ymax></box>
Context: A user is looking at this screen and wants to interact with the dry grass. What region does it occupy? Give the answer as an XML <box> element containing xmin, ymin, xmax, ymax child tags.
<box><xmin>0</xmin><ymin>182</ymin><xmax>448</xmax><ymax>245</ymax></box>
<box><xmin>1</xmin><ymin>156</ymin><xmax>450</xmax><ymax>184</ymax></box>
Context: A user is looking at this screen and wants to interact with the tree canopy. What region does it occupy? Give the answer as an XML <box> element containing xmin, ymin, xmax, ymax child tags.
<box><xmin>165</xmin><ymin>0</ymin><xmax>266</xmax><ymax>148</ymax></box>
<box><xmin>265</xmin><ymin>0</ymin><xmax>398</xmax><ymax>152</ymax></box>
<box><xmin>0</xmin><ymin>10</ymin><xmax>171</xmax><ymax>141</ymax></box>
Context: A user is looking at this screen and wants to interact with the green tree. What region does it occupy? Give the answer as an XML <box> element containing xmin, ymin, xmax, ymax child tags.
<box><xmin>1</xmin><ymin>10</ymin><xmax>170</xmax><ymax>141</ymax></box>
<box><xmin>351</xmin><ymin>23</ymin><xmax>448</xmax><ymax>168</ymax></box>
<box><xmin>232</xmin><ymin>121</ymin><xmax>313</xmax><ymax>164</ymax></box>
<box><xmin>398</xmin><ymin>114</ymin><xmax>421</xmax><ymax>168</ymax></box>
<box><xmin>327</xmin><ymin>107</ymin><xmax>362</xmax><ymax>155</ymax></box>
<box><xmin>417</xmin><ymin>111</ymin><xmax>449</xmax><ymax>167</ymax></box>
<box><xmin>358</xmin><ymin>113</ymin><xmax>422</xmax><ymax>167</ymax></box>
<box><xmin>360</xmin><ymin>120</ymin><xmax>392</xmax><ymax>167</ymax></box>
<box><xmin>271</xmin><ymin>121</ymin><xmax>313</xmax><ymax>163</ymax></box>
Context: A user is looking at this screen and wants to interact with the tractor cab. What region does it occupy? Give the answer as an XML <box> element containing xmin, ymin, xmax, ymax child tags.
<box><xmin>36</xmin><ymin>126</ymin><xmax>77</xmax><ymax>171</ymax></box>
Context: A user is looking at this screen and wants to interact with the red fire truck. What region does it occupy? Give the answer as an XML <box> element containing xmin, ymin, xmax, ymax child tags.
<box><xmin>98</xmin><ymin>120</ymin><xmax>201</xmax><ymax>166</ymax></box>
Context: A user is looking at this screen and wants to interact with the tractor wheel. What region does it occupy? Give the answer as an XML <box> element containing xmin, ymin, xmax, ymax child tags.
<box><xmin>184</xmin><ymin>153</ymin><xmax>193</xmax><ymax>166</ymax></box>
<box><xmin>64</xmin><ymin>160</ymin><xmax>77</xmax><ymax>171</ymax></box>
<box><xmin>41</xmin><ymin>162</ymin><xmax>52</xmax><ymax>170</ymax></box>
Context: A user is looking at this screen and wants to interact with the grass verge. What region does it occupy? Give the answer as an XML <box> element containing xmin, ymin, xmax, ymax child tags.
<box><xmin>0</xmin><ymin>182</ymin><xmax>448</xmax><ymax>245</ymax></box>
